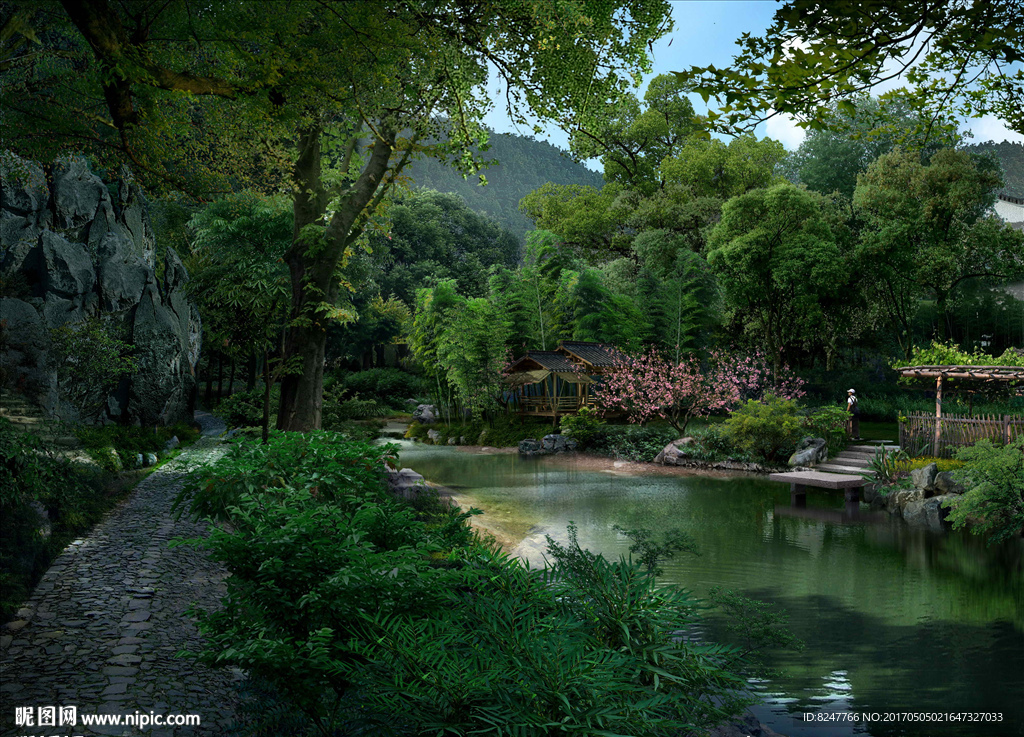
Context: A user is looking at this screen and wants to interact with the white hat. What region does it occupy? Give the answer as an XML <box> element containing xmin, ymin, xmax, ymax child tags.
<box><xmin>848</xmin><ymin>388</ymin><xmax>855</xmax><ymax>393</ymax></box>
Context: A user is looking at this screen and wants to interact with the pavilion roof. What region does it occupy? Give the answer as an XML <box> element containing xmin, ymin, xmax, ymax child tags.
<box><xmin>507</xmin><ymin>351</ymin><xmax>581</xmax><ymax>373</ymax></box>
<box><xmin>896</xmin><ymin>365</ymin><xmax>1024</xmax><ymax>381</ymax></box>
<box><xmin>558</xmin><ymin>341</ymin><xmax>626</xmax><ymax>368</ymax></box>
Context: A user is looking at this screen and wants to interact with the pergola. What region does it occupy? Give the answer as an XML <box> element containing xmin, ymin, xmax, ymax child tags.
<box><xmin>895</xmin><ymin>364</ymin><xmax>1024</xmax><ymax>452</ymax></box>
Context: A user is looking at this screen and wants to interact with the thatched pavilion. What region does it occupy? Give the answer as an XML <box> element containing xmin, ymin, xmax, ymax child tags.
<box><xmin>505</xmin><ymin>341</ymin><xmax>624</xmax><ymax>419</ymax></box>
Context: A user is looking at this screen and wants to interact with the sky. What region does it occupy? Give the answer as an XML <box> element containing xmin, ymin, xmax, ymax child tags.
<box><xmin>480</xmin><ymin>1</ymin><xmax>1024</xmax><ymax>164</ymax></box>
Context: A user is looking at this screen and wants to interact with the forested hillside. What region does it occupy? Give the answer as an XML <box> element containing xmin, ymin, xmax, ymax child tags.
<box><xmin>405</xmin><ymin>130</ymin><xmax>603</xmax><ymax>243</ymax></box>
<box><xmin>963</xmin><ymin>140</ymin><xmax>1024</xmax><ymax>198</ymax></box>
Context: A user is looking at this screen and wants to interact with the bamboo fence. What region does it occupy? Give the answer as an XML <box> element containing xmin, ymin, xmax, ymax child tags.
<box><xmin>899</xmin><ymin>412</ymin><xmax>1024</xmax><ymax>457</ymax></box>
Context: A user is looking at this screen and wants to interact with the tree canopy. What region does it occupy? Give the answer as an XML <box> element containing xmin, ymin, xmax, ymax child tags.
<box><xmin>1</xmin><ymin>0</ymin><xmax>672</xmax><ymax>430</ymax></box>
<box><xmin>672</xmin><ymin>0</ymin><xmax>1024</xmax><ymax>138</ymax></box>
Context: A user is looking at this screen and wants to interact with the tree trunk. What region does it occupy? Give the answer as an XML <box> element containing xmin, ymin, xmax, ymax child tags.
<box><xmin>246</xmin><ymin>353</ymin><xmax>257</xmax><ymax>392</ymax></box>
<box><xmin>216</xmin><ymin>353</ymin><xmax>224</xmax><ymax>400</ymax></box>
<box><xmin>203</xmin><ymin>356</ymin><xmax>214</xmax><ymax>405</ymax></box>
<box><xmin>227</xmin><ymin>358</ymin><xmax>236</xmax><ymax>397</ymax></box>
<box><xmin>276</xmin><ymin>124</ymin><xmax>398</xmax><ymax>431</ymax></box>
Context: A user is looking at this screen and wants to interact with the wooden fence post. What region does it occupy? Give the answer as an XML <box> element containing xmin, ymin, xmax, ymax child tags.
<box><xmin>934</xmin><ymin>375</ymin><xmax>943</xmax><ymax>456</ymax></box>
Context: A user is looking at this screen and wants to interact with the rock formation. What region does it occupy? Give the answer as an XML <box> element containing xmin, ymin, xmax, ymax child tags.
<box><xmin>1</xmin><ymin>152</ymin><xmax>200</xmax><ymax>425</ymax></box>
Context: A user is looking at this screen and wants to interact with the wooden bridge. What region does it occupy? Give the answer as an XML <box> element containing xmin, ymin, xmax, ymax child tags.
<box><xmin>769</xmin><ymin>442</ymin><xmax>894</xmax><ymax>505</ymax></box>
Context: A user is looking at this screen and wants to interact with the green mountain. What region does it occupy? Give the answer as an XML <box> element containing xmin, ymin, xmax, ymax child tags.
<box><xmin>963</xmin><ymin>140</ymin><xmax>1024</xmax><ymax>198</ymax></box>
<box><xmin>405</xmin><ymin>130</ymin><xmax>603</xmax><ymax>243</ymax></box>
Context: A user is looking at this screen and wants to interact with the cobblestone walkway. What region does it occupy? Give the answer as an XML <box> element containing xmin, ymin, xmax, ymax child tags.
<box><xmin>0</xmin><ymin>412</ymin><xmax>240</xmax><ymax>736</ymax></box>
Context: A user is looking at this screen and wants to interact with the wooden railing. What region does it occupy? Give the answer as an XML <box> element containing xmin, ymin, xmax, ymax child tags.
<box><xmin>899</xmin><ymin>412</ymin><xmax>1024</xmax><ymax>457</ymax></box>
<box><xmin>518</xmin><ymin>395</ymin><xmax>590</xmax><ymax>414</ymax></box>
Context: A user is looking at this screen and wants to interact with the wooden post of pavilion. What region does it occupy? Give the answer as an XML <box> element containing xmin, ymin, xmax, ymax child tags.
<box><xmin>934</xmin><ymin>374</ymin><xmax>943</xmax><ymax>457</ymax></box>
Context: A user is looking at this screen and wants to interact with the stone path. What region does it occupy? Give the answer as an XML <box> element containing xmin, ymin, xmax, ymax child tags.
<box><xmin>0</xmin><ymin>412</ymin><xmax>239</xmax><ymax>736</ymax></box>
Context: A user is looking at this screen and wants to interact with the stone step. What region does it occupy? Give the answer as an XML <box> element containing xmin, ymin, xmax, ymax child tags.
<box><xmin>830</xmin><ymin>455</ymin><xmax>872</xmax><ymax>467</ymax></box>
<box><xmin>816</xmin><ymin>463</ymin><xmax>874</xmax><ymax>476</ymax></box>
<box><xmin>833</xmin><ymin>451</ymin><xmax>875</xmax><ymax>461</ymax></box>
<box><xmin>847</xmin><ymin>444</ymin><xmax>900</xmax><ymax>454</ymax></box>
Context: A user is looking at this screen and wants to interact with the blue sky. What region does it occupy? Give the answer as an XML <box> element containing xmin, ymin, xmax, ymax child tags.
<box><xmin>480</xmin><ymin>0</ymin><xmax>1023</xmax><ymax>164</ymax></box>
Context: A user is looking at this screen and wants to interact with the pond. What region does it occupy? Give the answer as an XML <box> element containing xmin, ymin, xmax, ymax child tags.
<box><xmin>391</xmin><ymin>439</ymin><xmax>1024</xmax><ymax>737</ymax></box>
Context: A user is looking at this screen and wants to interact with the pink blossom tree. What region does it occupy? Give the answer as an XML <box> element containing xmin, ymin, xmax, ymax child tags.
<box><xmin>594</xmin><ymin>348</ymin><xmax>805</xmax><ymax>434</ymax></box>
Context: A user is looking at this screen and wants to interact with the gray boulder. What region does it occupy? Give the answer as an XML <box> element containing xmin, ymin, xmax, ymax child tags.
<box><xmin>903</xmin><ymin>495</ymin><xmax>955</xmax><ymax>531</ymax></box>
<box><xmin>886</xmin><ymin>488</ymin><xmax>923</xmax><ymax>514</ymax></box>
<box><xmin>447</xmin><ymin>437</ymin><xmax>458</xmax><ymax>446</ymax></box>
<box><xmin>541</xmin><ymin>433</ymin><xmax>577</xmax><ymax>453</ymax></box>
<box><xmin>143</xmin><ymin>452</ymin><xmax>158</xmax><ymax>467</ymax></box>
<box><xmin>653</xmin><ymin>437</ymin><xmax>694</xmax><ymax>465</ymax></box>
<box><xmin>788</xmin><ymin>436</ymin><xmax>828</xmax><ymax>467</ymax></box>
<box><xmin>163</xmin><ymin>435</ymin><xmax>179</xmax><ymax>451</ymax></box>
<box><xmin>426</xmin><ymin>429</ymin><xmax>441</xmax><ymax>444</ymax></box>
<box><xmin>387</xmin><ymin>467</ymin><xmax>428</xmax><ymax>500</ymax></box>
<box><xmin>933</xmin><ymin>471</ymin><xmax>965</xmax><ymax>495</ymax></box>
<box><xmin>0</xmin><ymin>153</ymin><xmax>199</xmax><ymax>426</ymax></box>
<box><xmin>518</xmin><ymin>438</ymin><xmax>544</xmax><ymax>457</ymax></box>
<box><xmin>412</xmin><ymin>404</ymin><xmax>437</xmax><ymax>424</ymax></box>
<box><xmin>910</xmin><ymin>463</ymin><xmax>938</xmax><ymax>492</ymax></box>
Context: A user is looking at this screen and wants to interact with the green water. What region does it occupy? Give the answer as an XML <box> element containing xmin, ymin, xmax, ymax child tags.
<box><xmin>392</xmin><ymin>440</ymin><xmax>1024</xmax><ymax>737</ymax></box>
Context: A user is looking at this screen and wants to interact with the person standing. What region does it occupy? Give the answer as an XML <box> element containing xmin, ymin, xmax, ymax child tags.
<box><xmin>847</xmin><ymin>388</ymin><xmax>861</xmax><ymax>440</ymax></box>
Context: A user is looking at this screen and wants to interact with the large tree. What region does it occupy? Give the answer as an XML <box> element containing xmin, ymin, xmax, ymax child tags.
<box><xmin>1</xmin><ymin>0</ymin><xmax>670</xmax><ymax>430</ymax></box>
<box><xmin>854</xmin><ymin>147</ymin><xmax>1024</xmax><ymax>353</ymax></box>
<box><xmin>706</xmin><ymin>184</ymin><xmax>846</xmax><ymax>370</ymax></box>
<box><xmin>672</xmin><ymin>0</ymin><xmax>1024</xmax><ymax>138</ymax></box>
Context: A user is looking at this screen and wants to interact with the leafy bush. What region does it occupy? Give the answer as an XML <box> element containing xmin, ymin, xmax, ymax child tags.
<box><xmin>406</xmin><ymin>416</ymin><xmax>552</xmax><ymax>447</ymax></box>
<box><xmin>860</xmin><ymin>446</ymin><xmax>912</xmax><ymax>488</ymax></box>
<box><xmin>588</xmin><ymin>424</ymin><xmax>678</xmax><ymax>462</ymax></box>
<box><xmin>74</xmin><ymin>422</ymin><xmax>200</xmax><ymax>457</ymax></box>
<box><xmin>721</xmin><ymin>395</ymin><xmax>803</xmax><ymax>465</ymax></box>
<box><xmin>944</xmin><ymin>438</ymin><xmax>1024</xmax><ymax>544</ymax></box>
<box><xmin>558</xmin><ymin>405</ymin><xmax>605</xmax><ymax>448</ymax></box>
<box><xmin>682</xmin><ymin>425</ymin><xmax>738</xmax><ymax>462</ymax></box>
<box><xmin>322</xmin><ymin>386</ymin><xmax>390</xmax><ymax>424</ymax></box>
<box><xmin>178</xmin><ymin>434</ymin><xmax>751</xmax><ymax>736</ymax></box>
<box><xmin>174</xmin><ymin>431</ymin><xmax>399</xmax><ymax>523</ymax></box>
<box><xmin>340</xmin><ymin>368</ymin><xmax>428</xmax><ymax>409</ymax></box>
<box><xmin>48</xmin><ymin>316</ymin><xmax>137</xmax><ymax>420</ymax></box>
<box><xmin>802</xmin><ymin>405</ymin><xmax>850</xmax><ymax>457</ymax></box>
<box><xmin>0</xmin><ymin>419</ymin><xmax>108</xmax><ymax>619</ymax></box>
<box><xmin>213</xmin><ymin>384</ymin><xmax>278</xmax><ymax>428</ymax></box>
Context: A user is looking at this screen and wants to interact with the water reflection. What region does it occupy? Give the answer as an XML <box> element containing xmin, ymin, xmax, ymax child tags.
<box><xmin>393</xmin><ymin>441</ymin><xmax>1024</xmax><ymax>736</ymax></box>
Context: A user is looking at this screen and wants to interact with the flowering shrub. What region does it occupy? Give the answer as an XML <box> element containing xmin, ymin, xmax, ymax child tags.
<box><xmin>594</xmin><ymin>348</ymin><xmax>805</xmax><ymax>433</ymax></box>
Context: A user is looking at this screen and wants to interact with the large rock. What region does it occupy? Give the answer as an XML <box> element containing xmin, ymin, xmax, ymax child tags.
<box><xmin>541</xmin><ymin>433</ymin><xmax>578</xmax><ymax>453</ymax></box>
<box><xmin>653</xmin><ymin>437</ymin><xmax>694</xmax><ymax>465</ymax></box>
<box><xmin>0</xmin><ymin>153</ymin><xmax>199</xmax><ymax>425</ymax></box>
<box><xmin>886</xmin><ymin>487</ymin><xmax>924</xmax><ymax>514</ymax></box>
<box><xmin>933</xmin><ymin>471</ymin><xmax>965</xmax><ymax>495</ymax></box>
<box><xmin>788</xmin><ymin>436</ymin><xmax>828</xmax><ymax>467</ymax></box>
<box><xmin>903</xmin><ymin>495</ymin><xmax>955</xmax><ymax>532</ymax></box>
<box><xmin>412</xmin><ymin>404</ymin><xmax>438</xmax><ymax>424</ymax></box>
<box><xmin>518</xmin><ymin>438</ymin><xmax>544</xmax><ymax>457</ymax></box>
<box><xmin>910</xmin><ymin>463</ymin><xmax>939</xmax><ymax>492</ymax></box>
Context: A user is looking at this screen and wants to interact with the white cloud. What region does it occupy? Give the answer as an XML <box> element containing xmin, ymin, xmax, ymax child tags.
<box><xmin>765</xmin><ymin>111</ymin><xmax>806</xmax><ymax>150</ymax></box>
<box><xmin>964</xmin><ymin>115</ymin><xmax>1024</xmax><ymax>144</ymax></box>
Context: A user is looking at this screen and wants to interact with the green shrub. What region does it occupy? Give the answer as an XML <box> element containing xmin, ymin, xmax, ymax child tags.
<box><xmin>721</xmin><ymin>395</ymin><xmax>803</xmax><ymax>465</ymax></box>
<box><xmin>340</xmin><ymin>368</ymin><xmax>428</xmax><ymax>409</ymax></box>
<box><xmin>802</xmin><ymin>405</ymin><xmax>850</xmax><ymax>457</ymax></box>
<box><xmin>683</xmin><ymin>425</ymin><xmax>738</xmax><ymax>462</ymax></box>
<box><xmin>178</xmin><ymin>435</ymin><xmax>751</xmax><ymax>735</ymax></box>
<box><xmin>322</xmin><ymin>385</ymin><xmax>389</xmax><ymax>424</ymax></box>
<box><xmin>74</xmin><ymin>422</ymin><xmax>200</xmax><ymax>458</ymax></box>
<box><xmin>589</xmin><ymin>424</ymin><xmax>678</xmax><ymax>462</ymax></box>
<box><xmin>213</xmin><ymin>384</ymin><xmax>278</xmax><ymax>428</ymax></box>
<box><xmin>0</xmin><ymin>419</ymin><xmax>108</xmax><ymax>619</ymax></box>
<box><xmin>944</xmin><ymin>438</ymin><xmax>1024</xmax><ymax>544</ymax></box>
<box><xmin>559</xmin><ymin>405</ymin><xmax>605</xmax><ymax>448</ymax></box>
